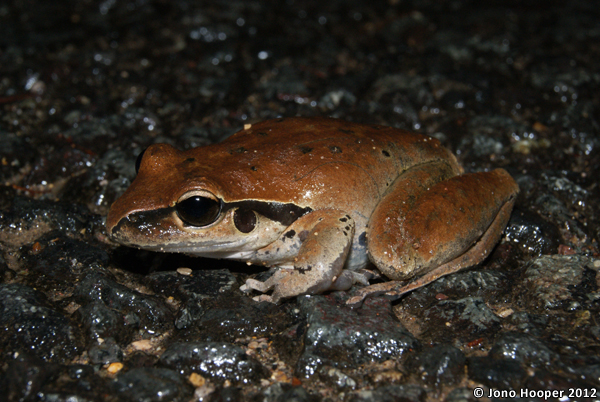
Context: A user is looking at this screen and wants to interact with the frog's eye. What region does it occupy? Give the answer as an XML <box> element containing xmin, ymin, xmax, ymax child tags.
<box><xmin>135</xmin><ymin>148</ymin><xmax>148</xmax><ymax>174</ymax></box>
<box><xmin>176</xmin><ymin>191</ymin><xmax>222</xmax><ymax>227</ymax></box>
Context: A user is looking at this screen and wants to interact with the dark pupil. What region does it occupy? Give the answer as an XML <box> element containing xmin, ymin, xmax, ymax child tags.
<box><xmin>176</xmin><ymin>196</ymin><xmax>221</xmax><ymax>227</ymax></box>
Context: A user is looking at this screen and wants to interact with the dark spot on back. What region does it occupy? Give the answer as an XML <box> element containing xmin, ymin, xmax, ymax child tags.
<box><xmin>257</xmin><ymin>131</ymin><xmax>268</xmax><ymax>136</ymax></box>
<box><xmin>382</xmin><ymin>150</ymin><xmax>390</xmax><ymax>157</ymax></box>
<box><xmin>298</xmin><ymin>230</ymin><xmax>309</xmax><ymax>242</ymax></box>
<box><xmin>283</xmin><ymin>230</ymin><xmax>296</xmax><ymax>239</ymax></box>
<box><xmin>339</xmin><ymin>217</ymin><xmax>348</xmax><ymax>222</ymax></box>
<box><xmin>299</xmin><ymin>146</ymin><xmax>313</xmax><ymax>154</ymax></box>
<box><xmin>329</xmin><ymin>145</ymin><xmax>342</xmax><ymax>153</ymax></box>
<box><xmin>184</xmin><ymin>157</ymin><xmax>195</xmax><ymax>163</ymax></box>
<box><xmin>338</xmin><ymin>128</ymin><xmax>354</xmax><ymax>134</ymax></box>
<box><xmin>251</xmin><ymin>166</ymin><xmax>258</xmax><ymax>171</ymax></box>
<box><xmin>230</xmin><ymin>147</ymin><xmax>247</xmax><ymax>154</ymax></box>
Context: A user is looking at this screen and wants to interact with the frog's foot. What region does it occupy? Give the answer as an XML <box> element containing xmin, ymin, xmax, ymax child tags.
<box><xmin>242</xmin><ymin>270</ymin><xmax>289</xmax><ymax>303</ymax></box>
<box><xmin>347</xmin><ymin>195</ymin><xmax>516</xmax><ymax>307</ymax></box>
<box><xmin>346</xmin><ymin>280</ymin><xmax>407</xmax><ymax>307</ymax></box>
<box><xmin>245</xmin><ymin>267</ymin><xmax>373</xmax><ymax>302</ymax></box>
<box><xmin>330</xmin><ymin>269</ymin><xmax>376</xmax><ymax>291</ymax></box>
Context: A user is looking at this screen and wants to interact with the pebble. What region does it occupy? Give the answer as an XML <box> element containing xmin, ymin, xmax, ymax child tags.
<box><xmin>107</xmin><ymin>362</ymin><xmax>124</xmax><ymax>374</ymax></box>
<box><xmin>177</xmin><ymin>267</ymin><xmax>193</xmax><ymax>275</ymax></box>
<box><xmin>131</xmin><ymin>339</ymin><xmax>154</xmax><ymax>351</ymax></box>
<box><xmin>188</xmin><ymin>372</ymin><xmax>206</xmax><ymax>387</ymax></box>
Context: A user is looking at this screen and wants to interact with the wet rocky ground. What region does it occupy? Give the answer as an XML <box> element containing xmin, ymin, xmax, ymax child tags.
<box><xmin>1</xmin><ymin>0</ymin><xmax>599</xmax><ymax>401</ymax></box>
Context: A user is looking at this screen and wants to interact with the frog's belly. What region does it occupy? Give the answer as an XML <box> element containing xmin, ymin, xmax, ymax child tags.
<box><xmin>219</xmin><ymin>245</ymin><xmax>369</xmax><ymax>272</ymax></box>
<box><xmin>202</xmin><ymin>233</ymin><xmax>368</xmax><ymax>272</ymax></box>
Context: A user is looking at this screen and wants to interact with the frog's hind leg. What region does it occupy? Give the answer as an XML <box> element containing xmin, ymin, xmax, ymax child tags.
<box><xmin>347</xmin><ymin>195</ymin><xmax>515</xmax><ymax>306</ymax></box>
<box><xmin>349</xmin><ymin>167</ymin><xmax>518</xmax><ymax>306</ymax></box>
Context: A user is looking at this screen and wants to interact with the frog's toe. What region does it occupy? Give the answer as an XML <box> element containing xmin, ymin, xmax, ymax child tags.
<box><xmin>330</xmin><ymin>269</ymin><xmax>374</xmax><ymax>290</ymax></box>
<box><xmin>352</xmin><ymin>269</ymin><xmax>377</xmax><ymax>285</ymax></box>
<box><xmin>252</xmin><ymin>294</ymin><xmax>275</xmax><ymax>303</ymax></box>
<box><xmin>243</xmin><ymin>270</ymin><xmax>291</xmax><ymax>302</ymax></box>
<box><xmin>244</xmin><ymin>278</ymin><xmax>274</xmax><ymax>293</ymax></box>
<box><xmin>345</xmin><ymin>281</ymin><xmax>406</xmax><ymax>307</ymax></box>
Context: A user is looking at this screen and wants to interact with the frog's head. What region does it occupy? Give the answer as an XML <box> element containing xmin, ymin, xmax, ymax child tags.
<box><xmin>106</xmin><ymin>143</ymin><xmax>310</xmax><ymax>256</ymax></box>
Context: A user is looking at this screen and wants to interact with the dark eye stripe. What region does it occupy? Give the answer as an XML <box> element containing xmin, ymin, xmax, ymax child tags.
<box><xmin>174</xmin><ymin>196</ymin><xmax>312</xmax><ymax>229</ymax></box>
<box><xmin>223</xmin><ymin>200</ymin><xmax>311</xmax><ymax>226</ymax></box>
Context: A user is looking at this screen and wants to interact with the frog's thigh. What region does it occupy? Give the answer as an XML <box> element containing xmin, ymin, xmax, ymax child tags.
<box><xmin>245</xmin><ymin>210</ymin><xmax>355</xmax><ymax>303</ymax></box>
<box><xmin>347</xmin><ymin>194</ymin><xmax>516</xmax><ymax>307</ymax></box>
<box><xmin>368</xmin><ymin>168</ymin><xmax>518</xmax><ymax>281</ymax></box>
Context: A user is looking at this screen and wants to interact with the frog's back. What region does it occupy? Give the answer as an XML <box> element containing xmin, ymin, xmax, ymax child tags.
<box><xmin>224</xmin><ymin>117</ymin><xmax>449</xmax><ymax>162</ymax></box>
<box><xmin>212</xmin><ymin>117</ymin><xmax>458</xmax><ymax>198</ymax></box>
<box><xmin>181</xmin><ymin>117</ymin><xmax>461</xmax><ymax>211</ymax></box>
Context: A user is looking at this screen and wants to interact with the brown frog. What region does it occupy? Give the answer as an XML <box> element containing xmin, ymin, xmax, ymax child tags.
<box><xmin>106</xmin><ymin>117</ymin><xmax>518</xmax><ymax>305</ymax></box>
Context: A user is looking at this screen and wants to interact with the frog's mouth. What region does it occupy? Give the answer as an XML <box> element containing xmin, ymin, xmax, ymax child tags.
<box><xmin>109</xmin><ymin>208</ymin><xmax>177</xmax><ymax>242</ymax></box>
<box><xmin>109</xmin><ymin>206</ymin><xmax>290</xmax><ymax>255</ymax></box>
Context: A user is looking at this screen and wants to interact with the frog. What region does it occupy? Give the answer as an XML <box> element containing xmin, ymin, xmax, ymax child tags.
<box><xmin>106</xmin><ymin>117</ymin><xmax>518</xmax><ymax>306</ymax></box>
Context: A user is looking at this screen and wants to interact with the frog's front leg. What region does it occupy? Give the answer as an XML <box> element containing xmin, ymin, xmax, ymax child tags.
<box><xmin>244</xmin><ymin>210</ymin><xmax>355</xmax><ymax>303</ymax></box>
<box><xmin>348</xmin><ymin>166</ymin><xmax>518</xmax><ymax>306</ymax></box>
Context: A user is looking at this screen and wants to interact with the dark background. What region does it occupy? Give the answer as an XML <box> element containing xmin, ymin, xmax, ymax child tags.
<box><xmin>1</xmin><ymin>0</ymin><xmax>599</xmax><ymax>400</ymax></box>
